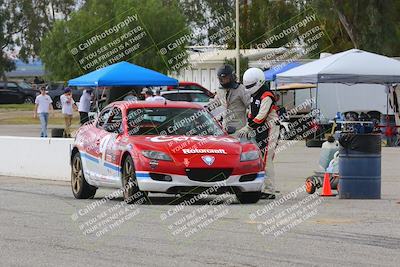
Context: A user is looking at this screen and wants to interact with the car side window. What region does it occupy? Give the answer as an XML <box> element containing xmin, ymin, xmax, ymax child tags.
<box><xmin>97</xmin><ymin>108</ymin><xmax>112</xmax><ymax>128</ymax></box>
<box><xmin>6</xmin><ymin>83</ymin><xmax>18</xmax><ymax>90</ymax></box>
<box><xmin>164</xmin><ymin>93</ymin><xmax>190</xmax><ymax>102</ymax></box>
<box><xmin>189</xmin><ymin>93</ymin><xmax>210</xmax><ymax>102</ymax></box>
<box><xmin>104</xmin><ymin>107</ymin><xmax>123</xmax><ymax>133</ymax></box>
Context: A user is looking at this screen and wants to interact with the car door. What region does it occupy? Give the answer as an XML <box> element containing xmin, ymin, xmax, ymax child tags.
<box><xmin>93</xmin><ymin>107</ymin><xmax>123</xmax><ymax>186</ymax></box>
<box><xmin>82</xmin><ymin>107</ymin><xmax>112</xmax><ymax>184</ymax></box>
<box><xmin>71</xmin><ymin>86</ymin><xmax>82</xmax><ymax>102</ymax></box>
<box><xmin>3</xmin><ymin>82</ymin><xmax>21</xmax><ymax>103</ymax></box>
<box><xmin>100</xmin><ymin>107</ymin><xmax>125</xmax><ymax>185</ymax></box>
<box><xmin>0</xmin><ymin>82</ymin><xmax>6</xmax><ymax>103</ymax></box>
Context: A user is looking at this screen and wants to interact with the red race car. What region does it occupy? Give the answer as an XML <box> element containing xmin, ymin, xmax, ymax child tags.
<box><xmin>167</xmin><ymin>81</ymin><xmax>215</xmax><ymax>97</ymax></box>
<box><xmin>71</xmin><ymin>101</ymin><xmax>264</xmax><ymax>204</ymax></box>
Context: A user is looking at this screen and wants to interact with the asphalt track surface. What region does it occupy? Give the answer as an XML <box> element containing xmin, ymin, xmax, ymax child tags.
<box><xmin>1</xmin><ymin>142</ymin><xmax>399</xmax><ymax>266</ymax></box>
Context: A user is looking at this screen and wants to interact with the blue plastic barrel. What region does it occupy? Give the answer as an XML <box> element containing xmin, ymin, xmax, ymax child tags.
<box><xmin>338</xmin><ymin>134</ymin><xmax>381</xmax><ymax>199</ymax></box>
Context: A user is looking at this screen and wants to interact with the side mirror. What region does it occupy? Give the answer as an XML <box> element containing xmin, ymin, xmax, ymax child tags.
<box><xmin>226</xmin><ymin>126</ymin><xmax>236</xmax><ymax>135</ymax></box>
<box><xmin>104</xmin><ymin>123</ymin><xmax>122</xmax><ymax>134</ymax></box>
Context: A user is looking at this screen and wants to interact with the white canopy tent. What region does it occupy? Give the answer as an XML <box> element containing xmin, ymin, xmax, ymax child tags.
<box><xmin>275</xmin><ymin>49</ymin><xmax>400</xmax><ymax>145</ymax></box>
<box><xmin>276</xmin><ymin>49</ymin><xmax>400</xmax><ymax>84</ymax></box>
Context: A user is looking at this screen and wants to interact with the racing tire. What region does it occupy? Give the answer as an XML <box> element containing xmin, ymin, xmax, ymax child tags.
<box><xmin>23</xmin><ymin>96</ymin><xmax>35</xmax><ymax>104</ymax></box>
<box><xmin>306</xmin><ymin>139</ymin><xmax>324</xmax><ymax>148</ymax></box>
<box><xmin>71</xmin><ymin>152</ymin><xmax>97</xmax><ymax>199</ymax></box>
<box><xmin>51</xmin><ymin>128</ymin><xmax>64</xmax><ymax>138</ymax></box>
<box><xmin>122</xmin><ymin>155</ymin><xmax>147</xmax><ymax>204</ymax></box>
<box><xmin>235</xmin><ymin>191</ymin><xmax>261</xmax><ymax>204</ymax></box>
<box><xmin>305</xmin><ymin>177</ymin><xmax>316</xmax><ymax>194</ymax></box>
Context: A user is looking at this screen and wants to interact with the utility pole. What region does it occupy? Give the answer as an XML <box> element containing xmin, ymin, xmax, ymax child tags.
<box><xmin>235</xmin><ymin>0</ymin><xmax>240</xmax><ymax>80</ymax></box>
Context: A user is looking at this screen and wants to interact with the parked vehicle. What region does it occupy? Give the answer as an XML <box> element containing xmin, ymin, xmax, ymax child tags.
<box><xmin>161</xmin><ymin>90</ymin><xmax>224</xmax><ymax>119</ymax></box>
<box><xmin>167</xmin><ymin>81</ymin><xmax>215</xmax><ymax>97</ymax></box>
<box><xmin>46</xmin><ymin>82</ymin><xmax>83</xmax><ymax>109</ymax></box>
<box><xmin>0</xmin><ymin>81</ymin><xmax>38</xmax><ymax>104</ymax></box>
<box><xmin>161</xmin><ymin>90</ymin><xmax>211</xmax><ymax>106</ymax></box>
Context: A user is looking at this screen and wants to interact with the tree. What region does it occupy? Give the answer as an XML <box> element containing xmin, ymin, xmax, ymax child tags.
<box><xmin>307</xmin><ymin>0</ymin><xmax>400</xmax><ymax>56</ymax></box>
<box><xmin>0</xmin><ymin>0</ymin><xmax>75</xmax><ymax>78</ymax></box>
<box><xmin>41</xmin><ymin>0</ymin><xmax>190</xmax><ymax>81</ymax></box>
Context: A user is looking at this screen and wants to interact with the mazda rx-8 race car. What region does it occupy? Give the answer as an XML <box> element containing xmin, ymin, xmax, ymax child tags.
<box><xmin>71</xmin><ymin>101</ymin><xmax>265</xmax><ymax>204</ymax></box>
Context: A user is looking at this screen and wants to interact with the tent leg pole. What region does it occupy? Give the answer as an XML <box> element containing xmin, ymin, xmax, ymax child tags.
<box><xmin>96</xmin><ymin>86</ymin><xmax>99</xmax><ymax>115</ymax></box>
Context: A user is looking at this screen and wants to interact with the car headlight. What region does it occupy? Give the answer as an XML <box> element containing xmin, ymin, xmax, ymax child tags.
<box><xmin>240</xmin><ymin>150</ymin><xmax>260</xmax><ymax>162</ymax></box>
<box><xmin>142</xmin><ymin>150</ymin><xmax>172</xmax><ymax>161</ymax></box>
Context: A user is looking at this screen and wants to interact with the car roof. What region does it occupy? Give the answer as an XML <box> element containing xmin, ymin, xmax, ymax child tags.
<box><xmin>110</xmin><ymin>100</ymin><xmax>204</xmax><ymax>110</ymax></box>
<box><xmin>179</xmin><ymin>81</ymin><xmax>203</xmax><ymax>86</ymax></box>
<box><xmin>161</xmin><ymin>90</ymin><xmax>204</xmax><ymax>94</ymax></box>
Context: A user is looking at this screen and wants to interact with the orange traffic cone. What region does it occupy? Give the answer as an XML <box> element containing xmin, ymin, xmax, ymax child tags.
<box><xmin>320</xmin><ymin>172</ymin><xmax>336</xmax><ymax>197</ymax></box>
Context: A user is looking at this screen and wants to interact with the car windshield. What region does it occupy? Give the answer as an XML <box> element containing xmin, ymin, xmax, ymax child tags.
<box><xmin>127</xmin><ymin>107</ymin><xmax>224</xmax><ymax>136</ymax></box>
<box><xmin>17</xmin><ymin>82</ymin><xmax>32</xmax><ymax>90</ymax></box>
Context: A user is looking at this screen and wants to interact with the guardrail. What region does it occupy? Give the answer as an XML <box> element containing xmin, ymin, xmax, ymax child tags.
<box><xmin>0</xmin><ymin>136</ymin><xmax>73</xmax><ymax>181</ymax></box>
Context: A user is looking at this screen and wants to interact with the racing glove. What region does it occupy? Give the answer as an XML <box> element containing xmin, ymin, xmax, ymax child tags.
<box><xmin>236</xmin><ymin>125</ymin><xmax>252</xmax><ymax>138</ymax></box>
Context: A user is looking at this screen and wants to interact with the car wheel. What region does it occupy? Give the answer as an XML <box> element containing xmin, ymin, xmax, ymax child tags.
<box><xmin>235</xmin><ymin>191</ymin><xmax>261</xmax><ymax>204</ymax></box>
<box><xmin>71</xmin><ymin>152</ymin><xmax>97</xmax><ymax>199</ymax></box>
<box><xmin>24</xmin><ymin>96</ymin><xmax>35</xmax><ymax>104</ymax></box>
<box><xmin>54</xmin><ymin>98</ymin><xmax>62</xmax><ymax>109</ymax></box>
<box><xmin>122</xmin><ymin>155</ymin><xmax>147</xmax><ymax>204</ymax></box>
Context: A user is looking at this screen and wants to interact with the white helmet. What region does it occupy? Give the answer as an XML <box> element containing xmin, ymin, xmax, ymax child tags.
<box><xmin>243</xmin><ymin>68</ymin><xmax>265</xmax><ymax>94</ymax></box>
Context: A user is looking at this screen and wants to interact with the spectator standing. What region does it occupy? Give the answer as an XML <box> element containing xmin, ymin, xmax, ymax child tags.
<box><xmin>123</xmin><ymin>90</ymin><xmax>138</xmax><ymax>101</ymax></box>
<box><xmin>33</xmin><ymin>76</ymin><xmax>40</xmax><ymax>84</ymax></box>
<box><xmin>78</xmin><ymin>89</ymin><xmax>93</xmax><ymax>125</ymax></box>
<box><xmin>61</xmin><ymin>87</ymin><xmax>78</xmax><ymax>137</ymax></box>
<box><xmin>34</xmin><ymin>86</ymin><xmax>53</xmax><ymax>137</ymax></box>
<box><xmin>152</xmin><ymin>89</ymin><xmax>165</xmax><ymax>101</ymax></box>
<box><xmin>144</xmin><ymin>90</ymin><xmax>155</xmax><ymax>101</ymax></box>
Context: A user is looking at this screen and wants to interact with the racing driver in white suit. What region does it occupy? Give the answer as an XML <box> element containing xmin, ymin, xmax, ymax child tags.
<box><xmin>237</xmin><ymin>68</ymin><xmax>280</xmax><ymax>199</ymax></box>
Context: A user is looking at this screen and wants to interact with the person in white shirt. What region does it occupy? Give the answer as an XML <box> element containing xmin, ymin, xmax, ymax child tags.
<box><xmin>152</xmin><ymin>89</ymin><xmax>165</xmax><ymax>101</ymax></box>
<box><xmin>78</xmin><ymin>89</ymin><xmax>93</xmax><ymax>125</ymax></box>
<box><xmin>123</xmin><ymin>90</ymin><xmax>138</xmax><ymax>102</ymax></box>
<box><xmin>144</xmin><ymin>90</ymin><xmax>155</xmax><ymax>101</ymax></box>
<box><xmin>34</xmin><ymin>86</ymin><xmax>53</xmax><ymax>137</ymax></box>
<box><xmin>60</xmin><ymin>87</ymin><xmax>78</xmax><ymax>137</ymax></box>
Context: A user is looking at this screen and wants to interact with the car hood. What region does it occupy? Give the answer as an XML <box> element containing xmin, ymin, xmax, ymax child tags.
<box><xmin>128</xmin><ymin>135</ymin><xmax>245</xmax><ymax>155</ymax></box>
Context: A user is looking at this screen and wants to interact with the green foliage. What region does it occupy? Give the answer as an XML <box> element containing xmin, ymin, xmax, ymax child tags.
<box><xmin>180</xmin><ymin>0</ymin><xmax>400</xmax><ymax>56</ymax></box>
<box><xmin>41</xmin><ymin>0</ymin><xmax>189</xmax><ymax>81</ymax></box>
<box><xmin>0</xmin><ymin>0</ymin><xmax>75</xmax><ymax>77</ymax></box>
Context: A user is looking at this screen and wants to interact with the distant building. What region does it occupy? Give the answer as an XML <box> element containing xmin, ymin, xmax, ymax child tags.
<box><xmin>5</xmin><ymin>59</ymin><xmax>45</xmax><ymax>78</ymax></box>
<box><xmin>170</xmin><ymin>48</ymin><xmax>292</xmax><ymax>92</ymax></box>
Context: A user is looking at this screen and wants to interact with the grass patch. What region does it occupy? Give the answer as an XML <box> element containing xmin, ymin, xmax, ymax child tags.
<box><xmin>0</xmin><ymin>103</ymin><xmax>36</xmax><ymax>111</ymax></box>
<box><xmin>0</xmin><ymin>116</ymin><xmax>80</xmax><ymax>125</ymax></box>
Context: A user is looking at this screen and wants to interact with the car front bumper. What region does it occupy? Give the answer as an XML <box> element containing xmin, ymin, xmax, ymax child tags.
<box><xmin>135</xmin><ymin>171</ymin><xmax>265</xmax><ymax>193</ymax></box>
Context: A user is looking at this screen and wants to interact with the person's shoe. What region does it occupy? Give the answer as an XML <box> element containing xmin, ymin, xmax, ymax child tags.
<box><xmin>260</xmin><ymin>193</ymin><xmax>276</xmax><ymax>199</ymax></box>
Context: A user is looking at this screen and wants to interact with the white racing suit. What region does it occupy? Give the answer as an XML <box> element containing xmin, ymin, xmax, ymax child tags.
<box><xmin>248</xmin><ymin>87</ymin><xmax>280</xmax><ymax>194</ymax></box>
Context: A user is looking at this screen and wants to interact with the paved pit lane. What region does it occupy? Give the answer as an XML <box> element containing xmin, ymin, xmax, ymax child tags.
<box><xmin>0</xmin><ymin>142</ymin><xmax>399</xmax><ymax>267</ymax></box>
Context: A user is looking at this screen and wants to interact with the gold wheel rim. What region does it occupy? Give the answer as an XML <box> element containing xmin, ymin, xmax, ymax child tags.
<box><xmin>72</xmin><ymin>156</ymin><xmax>83</xmax><ymax>194</ymax></box>
<box><xmin>123</xmin><ymin>159</ymin><xmax>134</xmax><ymax>198</ymax></box>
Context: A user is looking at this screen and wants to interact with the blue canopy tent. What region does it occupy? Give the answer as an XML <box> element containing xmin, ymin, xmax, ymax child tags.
<box><xmin>264</xmin><ymin>62</ymin><xmax>301</xmax><ymax>81</ymax></box>
<box><xmin>68</xmin><ymin>61</ymin><xmax>178</xmax><ymax>87</ymax></box>
<box><xmin>68</xmin><ymin>61</ymin><xmax>178</xmax><ymax>114</ymax></box>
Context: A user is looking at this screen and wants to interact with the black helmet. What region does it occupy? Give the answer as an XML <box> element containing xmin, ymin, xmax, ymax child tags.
<box><xmin>217</xmin><ymin>64</ymin><xmax>237</xmax><ymax>89</ymax></box>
